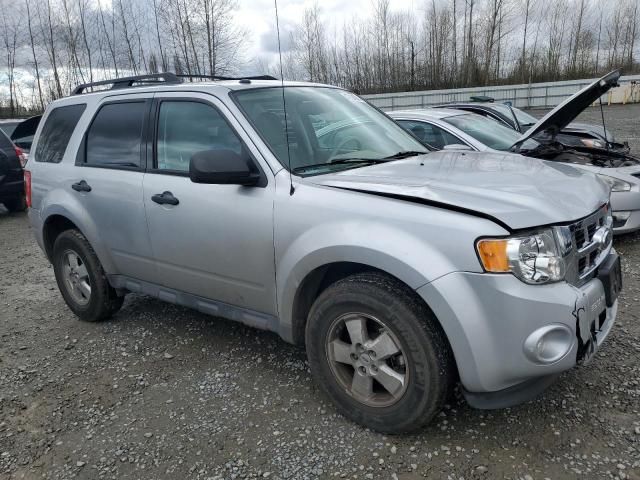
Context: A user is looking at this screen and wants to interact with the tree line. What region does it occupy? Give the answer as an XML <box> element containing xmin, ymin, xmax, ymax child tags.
<box><xmin>282</xmin><ymin>0</ymin><xmax>639</xmax><ymax>94</ymax></box>
<box><xmin>0</xmin><ymin>0</ymin><xmax>638</xmax><ymax>117</ymax></box>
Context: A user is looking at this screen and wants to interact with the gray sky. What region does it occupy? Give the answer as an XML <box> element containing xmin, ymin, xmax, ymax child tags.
<box><xmin>235</xmin><ymin>0</ymin><xmax>417</xmax><ymax>67</ymax></box>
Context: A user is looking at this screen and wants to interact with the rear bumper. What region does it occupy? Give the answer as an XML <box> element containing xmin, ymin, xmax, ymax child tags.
<box><xmin>417</xmin><ymin>259</ymin><xmax>618</xmax><ymax>404</ymax></box>
<box><xmin>0</xmin><ymin>178</ymin><xmax>24</xmax><ymax>200</ymax></box>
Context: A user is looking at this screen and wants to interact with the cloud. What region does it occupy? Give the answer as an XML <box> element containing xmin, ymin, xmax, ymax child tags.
<box><xmin>259</xmin><ymin>20</ymin><xmax>297</xmax><ymax>54</ymax></box>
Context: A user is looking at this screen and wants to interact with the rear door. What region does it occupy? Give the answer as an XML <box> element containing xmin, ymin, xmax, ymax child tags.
<box><xmin>73</xmin><ymin>94</ymin><xmax>156</xmax><ymax>282</ymax></box>
<box><xmin>142</xmin><ymin>92</ymin><xmax>276</xmax><ymax>315</ymax></box>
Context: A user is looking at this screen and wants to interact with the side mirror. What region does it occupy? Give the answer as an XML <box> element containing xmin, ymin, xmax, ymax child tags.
<box><xmin>442</xmin><ymin>144</ymin><xmax>473</xmax><ymax>152</ymax></box>
<box><xmin>189</xmin><ymin>149</ymin><xmax>261</xmax><ymax>186</ymax></box>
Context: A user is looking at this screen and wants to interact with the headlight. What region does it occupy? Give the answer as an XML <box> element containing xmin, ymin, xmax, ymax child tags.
<box><xmin>476</xmin><ymin>229</ymin><xmax>565</xmax><ymax>284</ymax></box>
<box><xmin>597</xmin><ymin>174</ymin><xmax>631</xmax><ymax>192</ymax></box>
<box><xmin>580</xmin><ymin>138</ymin><xmax>605</xmax><ymax>149</ymax></box>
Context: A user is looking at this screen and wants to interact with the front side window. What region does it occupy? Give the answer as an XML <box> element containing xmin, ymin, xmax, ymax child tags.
<box><xmin>233</xmin><ymin>87</ymin><xmax>427</xmax><ymax>175</ymax></box>
<box><xmin>85</xmin><ymin>102</ymin><xmax>146</xmax><ymax>168</ymax></box>
<box><xmin>35</xmin><ymin>104</ymin><xmax>86</xmax><ymax>163</ymax></box>
<box><xmin>443</xmin><ymin>114</ymin><xmax>540</xmax><ymax>151</ymax></box>
<box><xmin>397</xmin><ymin>120</ymin><xmax>464</xmax><ymax>150</ymax></box>
<box><xmin>156</xmin><ymin>101</ymin><xmax>242</xmax><ymax>172</ymax></box>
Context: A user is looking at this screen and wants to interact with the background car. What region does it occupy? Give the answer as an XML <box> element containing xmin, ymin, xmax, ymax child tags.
<box><xmin>433</xmin><ymin>99</ymin><xmax>628</xmax><ymax>153</ymax></box>
<box><xmin>391</xmin><ymin>71</ymin><xmax>640</xmax><ymax>233</ymax></box>
<box><xmin>0</xmin><ymin>128</ymin><xmax>27</xmax><ymax>212</ymax></box>
<box><xmin>9</xmin><ymin>115</ymin><xmax>41</xmax><ymax>153</ymax></box>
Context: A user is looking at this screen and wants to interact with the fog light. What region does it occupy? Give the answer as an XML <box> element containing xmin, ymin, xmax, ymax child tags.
<box><xmin>612</xmin><ymin>211</ymin><xmax>631</xmax><ymax>228</ymax></box>
<box><xmin>523</xmin><ymin>325</ymin><xmax>573</xmax><ymax>364</ymax></box>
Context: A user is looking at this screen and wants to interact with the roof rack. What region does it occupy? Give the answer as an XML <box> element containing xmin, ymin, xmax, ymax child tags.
<box><xmin>72</xmin><ymin>73</ymin><xmax>181</xmax><ymax>95</ymax></box>
<box><xmin>71</xmin><ymin>72</ymin><xmax>278</xmax><ymax>95</ymax></box>
<box><xmin>176</xmin><ymin>74</ymin><xmax>278</xmax><ymax>81</ymax></box>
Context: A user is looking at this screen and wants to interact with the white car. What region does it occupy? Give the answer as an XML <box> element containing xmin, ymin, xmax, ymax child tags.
<box><xmin>390</xmin><ymin>71</ymin><xmax>640</xmax><ymax>234</ymax></box>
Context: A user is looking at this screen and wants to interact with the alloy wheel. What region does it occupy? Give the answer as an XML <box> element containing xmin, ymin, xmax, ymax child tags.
<box><xmin>61</xmin><ymin>250</ymin><xmax>91</xmax><ymax>306</ymax></box>
<box><xmin>325</xmin><ymin>312</ymin><xmax>409</xmax><ymax>407</ymax></box>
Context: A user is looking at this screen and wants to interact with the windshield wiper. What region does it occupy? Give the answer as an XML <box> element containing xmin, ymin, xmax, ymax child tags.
<box><xmin>382</xmin><ymin>150</ymin><xmax>427</xmax><ymax>159</ymax></box>
<box><xmin>292</xmin><ymin>158</ymin><xmax>386</xmax><ymax>174</ymax></box>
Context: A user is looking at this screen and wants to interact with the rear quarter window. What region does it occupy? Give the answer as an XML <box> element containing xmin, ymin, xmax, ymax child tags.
<box><xmin>35</xmin><ymin>104</ymin><xmax>86</xmax><ymax>163</ymax></box>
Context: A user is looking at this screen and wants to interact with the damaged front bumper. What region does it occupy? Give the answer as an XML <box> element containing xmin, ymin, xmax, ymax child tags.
<box><xmin>416</xmin><ymin>251</ymin><xmax>621</xmax><ymax>409</ymax></box>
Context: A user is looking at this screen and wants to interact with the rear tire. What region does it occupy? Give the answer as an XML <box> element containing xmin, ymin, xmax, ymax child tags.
<box><xmin>52</xmin><ymin>229</ymin><xmax>124</xmax><ymax>322</ymax></box>
<box><xmin>4</xmin><ymin>195</ymin><xmax>26</xmax><ymax>212</ymax></box>
<box><xmin>305</xmin><ymin>272</ymin><xmax>455</xmax><ymax>433</ymax></box>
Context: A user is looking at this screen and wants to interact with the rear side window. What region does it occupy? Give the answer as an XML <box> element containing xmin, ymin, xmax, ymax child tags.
<box><xmin>85</xmin><ymin>102</ymin><xmax>146</xmax><ymax>168</ymax></box>
<box><xmin>35</xmin><ymin>104</ymin><xmax>86</xmax><ymax>163</ymax></box>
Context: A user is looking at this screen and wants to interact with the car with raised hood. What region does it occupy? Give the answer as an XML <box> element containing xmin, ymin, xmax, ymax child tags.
<box><xmin>434</xmin><ymin>91</ymin><xmax>629</xmax><ymax>154</ymax></box>
<box><xmin>392</xmin><ymin>70</ymin><xmax>640</xmax><ymax>234</ymax></box>
<box><xmin>27</xmin><ymin>73</ymin><xmax>621</xmax><ymax>433</ymax></box>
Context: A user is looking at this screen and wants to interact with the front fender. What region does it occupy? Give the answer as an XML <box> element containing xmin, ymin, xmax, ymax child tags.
<box><xmin>276</xmin><ymin>220</ymin><xmax>460</xmax><ymax>340</ymax></box>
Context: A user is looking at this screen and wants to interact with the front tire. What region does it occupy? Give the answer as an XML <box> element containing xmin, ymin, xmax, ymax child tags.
<box><xmin>305</xmin><ymin>272</ymin><xmax>455</xmax><ymax>433</ymax></box>
<box><xmin>52</xmin><ymin>229</ymin><xmax>124</xmax><ymax>322</ymax></box>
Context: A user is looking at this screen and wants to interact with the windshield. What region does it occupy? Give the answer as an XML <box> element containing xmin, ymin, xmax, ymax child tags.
<box><xmin>444</xmin><ymin>113</ymin><xmax>539</xmax><ymax>151</ymax></box>
<box><xmin>233</xmin><ymin>87</ymin><xmax>427</xmax><ymax>175</ymax></box>
<box><xmin>492</xmin><ymin>104</ymin><xmax>538</xmax><ymax>128</ymax></box>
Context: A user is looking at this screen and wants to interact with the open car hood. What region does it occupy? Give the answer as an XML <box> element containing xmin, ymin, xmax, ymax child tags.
<box><xmin>514</xmin><ymin>70</ymin><xmax>621</xmax><ymax>147</ymax></box>
<box><xmin>11</xmin><ymin>115</ymin><xmax>41</xmax><ymax>142</ymax></box>
<box><xmin>305</xmin><ymin>152</ymin><xmax>610</xmax><ymax>231</ymax></box>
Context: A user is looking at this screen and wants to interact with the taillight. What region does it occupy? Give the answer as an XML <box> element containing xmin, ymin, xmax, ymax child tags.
<box><xmin>24</xmin><ymin>170</ymin><xmax>32</xmax><ymax>208</ymax></box>
<box><xmin>15</xmin><ymin>145</ymin><xmax>27</xmax><ymax>168</ymax></box>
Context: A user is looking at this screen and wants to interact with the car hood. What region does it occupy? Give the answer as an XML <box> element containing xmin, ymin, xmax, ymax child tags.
<box><xmin>304</xmin><ymin>152</ymin><xmax>610</xmax><ymax>231</ymax></box>
<box><xmin>515</xmin><ymin>70</ymin><xmax>621</xmax><ymax>146</ymax></box>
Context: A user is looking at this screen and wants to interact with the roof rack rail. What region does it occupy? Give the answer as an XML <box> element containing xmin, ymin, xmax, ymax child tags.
<box><xmin>71</xmin><ymin>72</ymin><xmax>278</xmax><ymax>95</ymax></box>
<box><xmin>72</xmin><ymin>73</ymin><xmax>181</xmax><ymax>95</ymax></box>
<box><xmin>176</xmin><ymin>74</ymin><xmax>278</xmax><ymax>81</ymax></box>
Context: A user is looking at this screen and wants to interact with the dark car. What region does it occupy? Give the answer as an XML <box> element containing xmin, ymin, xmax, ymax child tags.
<box><xmin>10</xmin><ymin>115</ymin><xmax>41</xmax><ymax>153</ymax></box>
<box><xmin>0</xmin><ymin>128</ymin><xmax>27</xmax><ymax>212</ymax></box>
<box><xmin>434</xmin><ymin>98</ymin><xmax>628</xmax><ymax>153</ymax></box>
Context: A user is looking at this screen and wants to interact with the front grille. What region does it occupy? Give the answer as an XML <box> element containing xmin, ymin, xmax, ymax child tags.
<box><xmin>565</xmin><ymin>206</ymin><xmax>612</xmax><ymax>286</ymax></box>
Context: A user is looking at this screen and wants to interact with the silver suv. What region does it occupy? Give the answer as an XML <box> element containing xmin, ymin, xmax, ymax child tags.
<box><xmin>27</xmin><ymin>74</ymin><xmax>622</xmax><ymax>433</ymax></box>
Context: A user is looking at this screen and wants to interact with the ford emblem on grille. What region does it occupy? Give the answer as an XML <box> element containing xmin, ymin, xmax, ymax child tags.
<box><xmin>592</xmin><ymin>226</ymin><xmax>612</xmax><ymax>250</ymax></box>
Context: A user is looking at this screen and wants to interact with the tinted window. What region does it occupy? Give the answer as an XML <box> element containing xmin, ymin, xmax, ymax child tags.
<box><xmin>0</xmin><ymin>122</ymin><xmax>19</xmax><ymax>137</ymax></box>
<box><xmin>156</xmin><ymin>101</ymin><xmax>242</xmax><ymax>172</ymax></box>
<box><xmin>35</xmin><ymin>104</ymin><xmax>86</xmax><ymax>163</ymax></box>
<box><xmin>398</xmin><ymin>120</ymin><xmax>463</xmax><ymax>149</ymax></box>
<box><xmin>86</xmin><ymin>102</ymin><xmax>146</xmax><ymax>167</ymax></box>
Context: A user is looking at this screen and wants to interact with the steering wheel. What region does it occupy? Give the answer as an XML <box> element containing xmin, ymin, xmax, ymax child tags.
<box><xmin>329</xmin><ymin>136</ymin><xmax>363</xmax><ymax>162</ymax></box>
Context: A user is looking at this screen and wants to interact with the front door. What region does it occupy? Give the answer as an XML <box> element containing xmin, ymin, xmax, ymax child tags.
<box><xmin>142</xmin><ymin>93</ymin><xmax>277</xmax><ymax>315</ymax></box>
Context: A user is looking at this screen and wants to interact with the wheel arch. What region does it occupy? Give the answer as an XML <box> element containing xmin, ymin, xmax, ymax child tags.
<box><xmin>40</xmin><ymin>205</ymin><xmax>116</xmax><ymax>273</ymax></box>
<box><xmin>282</xmin><ymin>252</ymin><xmax>450</xmax><ymax>351</ymax></box>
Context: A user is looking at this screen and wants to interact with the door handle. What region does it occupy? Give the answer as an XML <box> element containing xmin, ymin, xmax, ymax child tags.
<box><xmin>151</xmin><ymin>191</ymin><xmax>179</xmax><ymax>206</ymax></box>
<box><xmin>71</xmin><ymin>180</ymin><xmax>92</xmax><ymax>192</ymax></box>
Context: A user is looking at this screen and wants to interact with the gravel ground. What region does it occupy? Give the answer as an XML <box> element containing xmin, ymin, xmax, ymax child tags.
<box><xmin>1</xmin><ymin>105</ymin><xmax>640</xmax><ymax>480</ymax></box>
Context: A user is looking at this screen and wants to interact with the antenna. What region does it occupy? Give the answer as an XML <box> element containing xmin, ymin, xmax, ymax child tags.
<box><xmin>274</xmin><ymin>0</ymin><xmax>295</xmax><ymax>195</ymax></box>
